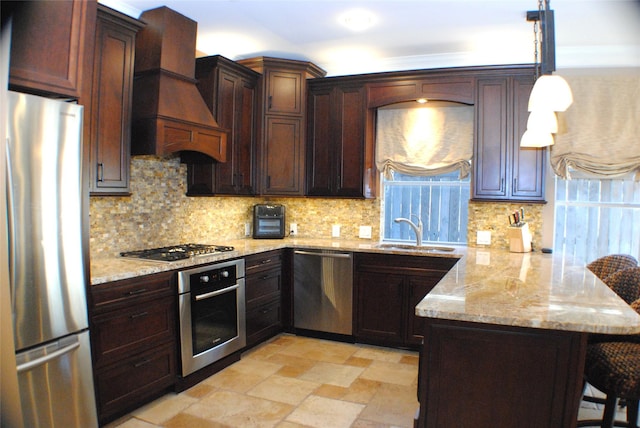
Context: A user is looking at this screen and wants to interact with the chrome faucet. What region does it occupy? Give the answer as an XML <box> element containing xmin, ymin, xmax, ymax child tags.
<box><xmin>394</xmin><ymin>214</ymin><xmax>423</xmax><ymax>247</ymax></box>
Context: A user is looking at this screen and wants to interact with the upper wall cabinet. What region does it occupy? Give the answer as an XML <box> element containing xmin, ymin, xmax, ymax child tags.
<box><xmin>239</xmin><ymin>57</ymin><xmax>326</xmax><ymax>196</ymax></box>
<box><xmin>306</xmin><ymin>80</ymin><xmax>373</xmax><ymax>198</ymax></box>
<box><xmin>190</xmin><ymin>55</ymin><xmax>260</xmax><ymax>196</ymax></box>
<box><xmin>6</xmin><ymin>0</ymin><xmax>96</xmax><ymax>99</ymax></box>
<box><xmin>88</xmin><ymin>5</ymin><xmax>144</xmax><ymax>195</ymax></box>
<box><xmin>473</xmin><ymin>71</ymin><xmax>546</xmax><ymax>202</ymax></box>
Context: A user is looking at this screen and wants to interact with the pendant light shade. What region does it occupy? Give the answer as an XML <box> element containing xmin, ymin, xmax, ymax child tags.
<box><xmin>520</xmin><ymin>129</ymin><xmax>555</xmax><ymax>148</ymax></box>
<box><xmin>527</xmin><ymin>109</ymin><xmax>558</xmax><ymax>133</ymax></box>
<box><xmin>527</xmin><ymin>75</ymin><xmax>574</xmax><ymax>112</ymax></box>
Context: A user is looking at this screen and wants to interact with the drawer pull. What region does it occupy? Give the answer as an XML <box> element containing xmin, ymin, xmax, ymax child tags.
<box><xmin>133</xmin><ymin>358</ymin><xmax>152</xmax><ymax>368</ymax></box>
<box><xmin>260</xmin><ymin>259</ymin><xmax>272</xmax><ymax>264</ymax></box>
<box><xmin>260</xmin><ymin>275</ymin><xmax>270</xmax><ymax>280</ymax></box>
<box><xmin>261</xmin><ymin>308</ymin><xmax>273</xmax><ymax>314</ymax></box>
<box><xmin>130</xmin><ymin>311</ymin><xmax>149</xmax><ymax>319</ymax></box>
<box><xmin>127</xmin><ymin>288</ymin><xmax>147</xmax><ymax>295</ymax></box>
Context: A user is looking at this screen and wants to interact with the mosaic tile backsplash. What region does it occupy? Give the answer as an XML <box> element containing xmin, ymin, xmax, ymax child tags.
<box><xmin>89</xmin><ymin>156</ymin><xmax>544</xmax><ymax>258</ymax></box>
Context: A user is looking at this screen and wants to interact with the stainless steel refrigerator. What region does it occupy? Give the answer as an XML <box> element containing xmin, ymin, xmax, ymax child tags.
<box><xmin>5</xmin><ymin>91</ymin><xmax>98</xmax><ymax>427</ymax></box>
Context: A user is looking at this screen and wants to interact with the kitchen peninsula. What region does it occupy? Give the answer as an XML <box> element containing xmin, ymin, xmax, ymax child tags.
<box><xmin>89</xmin><ymin>239</ymin><xmax>640</xmax><ymax>428</ymax></box>
<box><xmin>414</xmin><ymin>249</ymin><xmax>640</xmax><ymax>428</ymax></box>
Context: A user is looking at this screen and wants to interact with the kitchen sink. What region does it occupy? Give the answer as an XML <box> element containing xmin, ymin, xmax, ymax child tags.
<box><xmin>376</xmin><ymin>243</ymin><xmax>456</xmax><ymax>252</ymax></box>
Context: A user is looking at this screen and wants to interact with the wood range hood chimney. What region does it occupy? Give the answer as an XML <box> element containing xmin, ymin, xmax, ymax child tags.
<box><xmin>131</xmin><ymin>7</ymin><xmax>227</xmax><ymax>162</ymax></box>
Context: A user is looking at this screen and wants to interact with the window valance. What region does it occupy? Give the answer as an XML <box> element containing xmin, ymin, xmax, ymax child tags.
<box><xmin>551</xmin><ymin>70</ymin><xmax>640</xmax><ymax>180</ymax></box>
<box><xmin>375</xmin><ymin>104</ymin><xmax>474</xmax><ymax>179</ymax></box>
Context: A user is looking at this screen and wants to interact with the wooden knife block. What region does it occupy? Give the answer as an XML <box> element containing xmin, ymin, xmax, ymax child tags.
<box><xmin>508</xmin><ymin>223</ymin><xmax>532</xmax><ymax>253</ymax></box>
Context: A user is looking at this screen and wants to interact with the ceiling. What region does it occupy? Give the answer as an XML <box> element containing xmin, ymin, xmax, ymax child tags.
<box><xmin>104</xmin><ymin>0</ymin><xmax>640</xmax><ymax>77</ymax></box>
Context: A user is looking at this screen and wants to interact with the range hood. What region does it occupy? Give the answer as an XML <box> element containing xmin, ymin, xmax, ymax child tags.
<box><xmin>131</xmin><ymin>7</ymin><xmax>227</xmax><ymax>162</ymax></box>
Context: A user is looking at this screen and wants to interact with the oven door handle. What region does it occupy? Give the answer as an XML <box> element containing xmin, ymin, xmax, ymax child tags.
<box><xmin>194</xmin><ymin>283</ymin><xmax>239</xmax><ymax>301</ymax></box>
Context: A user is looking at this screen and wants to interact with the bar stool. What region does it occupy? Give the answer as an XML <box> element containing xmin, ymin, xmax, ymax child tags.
<box><xmin>587</xmin><ymin>255</ymin><xmax>638</xmax><ymax>283</ymax></box>
<box><xmin>578</xmin><ymin>300</ymin><xmax>640</xmax><ymax>428</ymax></box>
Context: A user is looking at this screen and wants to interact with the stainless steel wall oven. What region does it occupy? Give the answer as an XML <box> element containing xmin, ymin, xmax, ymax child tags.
<box><xmin>178</xmin><ymin>259</ymin><xmax>246</xmax><ymax>376</ymax></box>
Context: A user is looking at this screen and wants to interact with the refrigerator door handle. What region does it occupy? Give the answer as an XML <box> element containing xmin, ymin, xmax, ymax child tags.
<box><xmin>5</xmin><ymin>139</ymin><xmax>16</xmax><ymax>309</ymax></box>
<box><xmin>16</xmin><ymin>340</ymin><xmax>80</xmax><ymax>374</ymax></box>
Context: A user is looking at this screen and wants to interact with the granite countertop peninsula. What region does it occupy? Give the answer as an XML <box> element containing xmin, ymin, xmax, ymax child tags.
<box><xmin>90</xmin><ymin>237</ymin><xmax>465</xmax><ymax>285</ymax></box>
<box><xmin>415</xmin><ymin>247</ymin><xmax>640</xmax><ymax>335</ymax></box>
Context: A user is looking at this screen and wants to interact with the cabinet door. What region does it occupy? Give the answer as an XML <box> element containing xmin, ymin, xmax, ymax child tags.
<box><xmin>262</xmin><ymin>116</ymin><xmax>304</xmax><ymax>195</ymax></box>
<box><xmin>356</xmin><ymin>271</ymin><xmax>405</xmax><ymax>345</ymax></box>
<box><xmin>510</xmin><ymin>76</ymin><xmax>546</xmax><ymax>200</ymax></box>
<box><xmin>266</xmin><ymin>69</ymin><xmax>303</xmax><ymax>115</ymax></box>
<box><xmin>473</xmin><ymin>78</ymin><xmax>509</xmax><ymax>199</ymax></box>
<box><xmin>306</xmin><ymin>87</ymin><xmax>333</xmax><ymax>195</ymax></box>
<box><xmin>406</xmin><ymin>274</ymin><xmax>445</xmax><ymax>345</ymax></box>
<box><xmin>334</xmin><ymin>85</ymin><xmax>366</xmax><ymax>197</ymax></box>
<box><xmin>89</xmin><ymin>7</ymin><xmax>140</xmax><ymax>194</ymax></box>
<box><xmin>220</xmin><ymin>74</ymin><xmax>257</xmax><ymax>195</ymax></box>
<box><xmin>7</xmin><ymin>0</ymin><xmax>96</xmax><ymax>98</ymax></box>
<box><xmin>306</xmin><ymin>84</ymin><xmax>366</xmax><ymax>197</ymax></box>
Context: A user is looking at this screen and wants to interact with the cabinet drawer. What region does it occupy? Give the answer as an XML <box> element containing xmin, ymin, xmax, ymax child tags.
<box><xmin>245</xmin><ymin>250</ymin><xmax>283</xmax><ymax>274</ymax></box>
<box><xmin>95</xmin><ymin>342</ymin><xmax>175</xmax><ymax>422</ymax></box>
<box><xmin>246</xmin><ymin>297</ymin><xmax>282</xmax><ymax>346</ymax></box>
<box><xmin>91</xmin><ymin>271</ymin><xmax>175</xmax><ymax>311</ymax></box>
<box><xmin>91</xmin><ymin>296</ymin><xmax>175</xmax><ymax>368</ymax></box>
<box><xmin>246</xmin><ymin>267</ymin><xmax>282</xmax><ymax>306</ymax></box>
<box><xmin>355</xmin><ymin>253</ymin><xmax>458</xmax><ymax>274</ymax></box>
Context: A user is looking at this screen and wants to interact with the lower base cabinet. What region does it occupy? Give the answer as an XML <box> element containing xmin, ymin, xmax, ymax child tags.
<box><xmin>245</xmin><ymin>250</ymin><xmax>286</xmax><ymax>348</ymax></box>
<box><xmin>354</xmin><ymin>253</ymin><xmax>458</xmax><ymax>348</ymax></box>
<box><xmin>90</xmin><ymin>271</ymin><xmax>177</xmax><ymax>424</ymax></box>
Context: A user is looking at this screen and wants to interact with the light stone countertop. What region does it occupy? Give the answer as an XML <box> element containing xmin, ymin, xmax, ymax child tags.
<box><xmin>415</xmin><ymin>247</ymin><xmax>640</xmax><ymax>335</ymax></box>
<box><xmin>90</xmin><ymin>237</ymin><xmax>464</xmax><ymax>285</ymax></box>
<box><xmin>91</xmin><ymin>238</ymin><xmax>640</xmax><ymax>335</ymax></box>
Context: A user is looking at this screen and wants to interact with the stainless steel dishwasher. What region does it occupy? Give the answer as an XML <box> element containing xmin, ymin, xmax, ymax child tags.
<box><xmin>293</xmin><ymin>249</ymin><xmax>353</xmax><ymax>335</ymax></box>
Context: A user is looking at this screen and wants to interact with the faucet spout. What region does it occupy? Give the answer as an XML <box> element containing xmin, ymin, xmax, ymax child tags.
<box><xmin>394</xmin><ymin>215</ymin><xmax>423</xmax><ymax>246</ymax></box>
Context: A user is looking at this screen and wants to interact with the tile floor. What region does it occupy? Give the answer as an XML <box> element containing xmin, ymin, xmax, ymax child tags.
<box><xmin>105</xmin><ymin>333</ymin><xmax>626</xmax><ymax>428</ymax></box>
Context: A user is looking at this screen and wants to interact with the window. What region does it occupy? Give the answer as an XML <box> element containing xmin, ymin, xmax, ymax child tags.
<box><xmin>554</xmin><ymin>175</ymin><xmax>640</xmax><ymax>262</ymax></box>
<box><xmin>382</xmin><ymin>171</ymin><xmax>470</xmax><ymax>244</ymax></box>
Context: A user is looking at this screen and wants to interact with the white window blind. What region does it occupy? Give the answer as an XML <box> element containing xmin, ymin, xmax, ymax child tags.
<box><xmin>551</xmin><ymin>70</ymin><xmax>640</xmax><ymax>180</ymax></box>
<box><xmin>375</xmin><ymin>103</ymin><xmax>474</xmax><ymax>179</ymax></box>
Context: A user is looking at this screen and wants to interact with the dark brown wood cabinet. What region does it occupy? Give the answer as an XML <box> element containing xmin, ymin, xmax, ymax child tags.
<box><xmin>473</xmin><ymin>71</ymin><xmax>546</xmax><ymax>202</ymax></box>
<box><xmin>416</xmin><ymin>319</ymin><xmax>586</xmax><ymax>427</ymax></box>
<box><xmin>190</xmin><ymin>55</ymin><xmax>260</xmax><ymax>195</ymax></box>
<box><xmin>90</xmin><ymin>271</ymin><xmax>176</xmax><ymax>425</ymax></box>
<box><xmin>306</xmin><ymin>81</ymin><xmax>372</xmax><ymax>197</ymax></box>
<box><xmin>88</xmin><ymin>5</ymin><xmax>143</xmax><ymax>195</ymax></box>
<box><xmin>354</xmin><ymin>253</ymin><xmax>458</xmax><ymax>348</ymax></box>
<box><xmin>5</xmin><ymin>0</ymin><xmax>96</xmax><ymax>99</ymax></box>
<box><xmin>244</xmin><ymin>250</ymin><xmax>286</xmax><ymax>347</ymax></box>
<box><xmin>239</xmin><ymin>57</ymin><xmax>325</xmax><ymax>196</ymax></box>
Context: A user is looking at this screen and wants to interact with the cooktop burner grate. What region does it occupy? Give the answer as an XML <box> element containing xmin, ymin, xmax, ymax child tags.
<box><xmin>120</xmin><ymin>243</ymin><xmax>235</xmax><ymax>262</ymax></box>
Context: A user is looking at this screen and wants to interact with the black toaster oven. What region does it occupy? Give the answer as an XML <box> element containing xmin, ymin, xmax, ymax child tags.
<box><xmin>253</xmin><ymin>204</ymin><xmax>285</xmax><ymax>239</ymax></box>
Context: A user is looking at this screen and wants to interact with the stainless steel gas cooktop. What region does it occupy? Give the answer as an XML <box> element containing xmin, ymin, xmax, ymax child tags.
<box><xmin>120</xmin><ymin>243</ymin><xmax>234</xmax><ymax>262</ymax></box>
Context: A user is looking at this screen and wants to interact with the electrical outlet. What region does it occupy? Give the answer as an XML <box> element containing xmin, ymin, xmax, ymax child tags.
<box><xmin>359</xmin><ymin>225</ymin><xmax>372</xmax><ymax>239</ymax></box>
<box><xmin>244</xmin><ymin>222</ymin><xmax>251</xmax><ymax>237</ymax></box>
<box><xmin>477</xmin><ymin>230</ymin><xmax>491</xmax><ymax>245</ymax></box>
<box><xmin>290</xmin><ymin>223</ymin><xmax>297</xmax><ymax>236</ymax></box>
<box><xmin>332</xmin><ymin>225</ymin><xmax>341</xmax><ymax>238</ymax></box>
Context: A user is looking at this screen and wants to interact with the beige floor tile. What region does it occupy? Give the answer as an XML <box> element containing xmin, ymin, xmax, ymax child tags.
<box><xmin>105</xmin><ymin>417</ymin><xmax>160</xmax><ymax>428</ymax></box>
<box><xmin>354</xmin><ymin>346</ymin><xmax>411</xmax><ymax>363</ymax></box>
<box><xmin>164</xmin><ymin>412</ymin><xmax>233</xmax><ymax>428</ymax></box>
<box><xmin>351</xmin><ymin>419</ymin><xmax>396</xmax><ymax>428</ymax></box>
<box><xmin>342</xmin><ymin>378</ymin><xmax>382</xmax><ymax>404</ymax></box>
<box><xmin>247</xmin><ymin>374</ymin><xmax>321</xmax><ymax>405</ymax></box>
<box><xmin>230</xmin><ymin>356</ymin><xmax>284</xmax><ymax>377</ymax></box>
<box><xmin>182</xmin><ymin>382</ymin><xmax>216</xmax><ymax>399</ymax></box>
<box><xmin>131</xmin><ymin>393</ymin><xmax>198</xmax><ymax>425</ymax></box>
<box><xmin>264</xmin><ymin>353</ymin><xmax>317</xmax><ymax>372</ymax></box>
<box><xmin>399</xmin><ymin>355</ymin><xmax>419</xmax><ymax>366</ymax></box>
<box><xmin>285</xmin><ymin>395</ymin><xmax>365</xmax><ymax>428</ymax></box>
<box><xmin>203</xmin><ymin>367</ymin><xmax>268</xmax><ymax>393</ymax></box>
<box><xmin>185</xmin><ymin>390</ymin><xmax>293</xmax><ymax>428</ymax></box>
<box><xmin>299</xmin><ymin>361</ymin><xmax>365</xmax><ymax>387</ymax></box>
<box><xmin>275</xmin><ymin>421</ymin><xmax>309</xmax><ymax>428</ymax></box>
<box><xmin>344</xmin><ymin>356</ymin><xmax>373</xmax><ymax>367</ymax></box>
<box><xmin>358</xmin><ymin>383</ymin><xmax>418</xmax><ymax>427</ymax></box>
<box><xmin>279</xmin><ymin>337</ymin><xmax>357</xmax><ymax>363</ymax></box>
<box><xmin>314</xmin><ymin>383</ymin><xmax>349</xmax><ymax>400</ymax></box>
<box><xmin>360</xmin><ymin>360</ymin><xmax>417</xmax><ymax>386</ymax></box>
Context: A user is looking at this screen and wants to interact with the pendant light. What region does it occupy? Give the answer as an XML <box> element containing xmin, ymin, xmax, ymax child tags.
<box><xmin>521</xmin><ymin>0</ymin><xmax>572</xmax><ymax>148</ymax></box>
